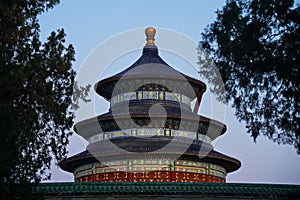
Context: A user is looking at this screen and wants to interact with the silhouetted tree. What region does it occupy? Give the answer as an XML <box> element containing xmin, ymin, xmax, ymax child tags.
<box><xmin>0</xmin><ymin>0</ymin><xmax>89</xmax><ymax>198</ymax></box>
<box><xmin>199</xmin><ymin>0</ymin><xmax>299</xmax><ymax>153</ymax></box>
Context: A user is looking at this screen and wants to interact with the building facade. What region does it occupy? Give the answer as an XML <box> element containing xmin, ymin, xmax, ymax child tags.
<box><xmin>59</xmin><ymin>27</ymin><xmax>241</xmax><ymax>183</ymax></box>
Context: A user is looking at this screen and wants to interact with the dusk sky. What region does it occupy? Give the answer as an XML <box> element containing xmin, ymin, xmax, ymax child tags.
<box><xmin>39</xmin><ymin>0</ymin><xmax>300</xmax><ymax>184</ymax></box>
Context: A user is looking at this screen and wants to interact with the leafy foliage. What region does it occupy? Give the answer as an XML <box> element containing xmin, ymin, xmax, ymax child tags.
<box><xmin>0</xmin><ymin>0</ymin><xmax>89</xmax><ymax>197</ymax></box>
<box><xmin>199</xmin><ymin>0</ymin><xmax>299</xmax><ymax>153</ymax></box>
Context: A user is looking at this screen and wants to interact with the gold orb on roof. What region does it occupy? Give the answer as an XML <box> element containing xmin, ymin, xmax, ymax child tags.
<box><xmin>145</xmin><ymin>27</ymin><xmax>156</xmax><ymax>45</ymax></box>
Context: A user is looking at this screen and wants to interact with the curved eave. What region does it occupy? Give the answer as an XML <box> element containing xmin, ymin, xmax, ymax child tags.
<box><xmin>60</xmin><ymin>138</ymin><xmax>240</xmax><ymax>174</ymax></box>
<box><xmin>73</xmin><ymin>112</ymin><xmax>227</xmax><ymax>141</ymax></box>
<box><xmin>94</xmin><ymin>45</ymin><xmax>207</xmax><ymax>100</ymax></box>
<box><xmin>95</xmin><ymin>75</ymin><xmax>206</xmax><ymax>101</ymax></box>
<box><xmin>60</xmin><ymin>150</ymin><xmax>240</xmax><ymax>174</ymax></box>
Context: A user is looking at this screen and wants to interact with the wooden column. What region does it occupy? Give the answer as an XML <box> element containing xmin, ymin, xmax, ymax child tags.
<box><xmin>193</xmin><ymin>89</ymin><xmax>205</xmax><ymax>114</ymax></box>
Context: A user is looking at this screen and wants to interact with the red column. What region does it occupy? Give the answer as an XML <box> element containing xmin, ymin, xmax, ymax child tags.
<box><xmin>127</xmin><ymin>172</ymin><xmax>134</xmax><ymax>182</ymax></box>
<box><xmin>170</xmin><ymin>171</ymin><xmax>176</xmax><ymax>182</ymax></box>
<box><xmin>193</xmin><ymin>89</ymin><xmax>205</xmax><ymax>114</ymax></box>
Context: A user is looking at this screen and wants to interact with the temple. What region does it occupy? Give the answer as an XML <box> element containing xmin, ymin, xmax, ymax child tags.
<box><xmin>60</xmin><ymin>27</ymin><xmax>241</xmax><ymax>183</ymax></box>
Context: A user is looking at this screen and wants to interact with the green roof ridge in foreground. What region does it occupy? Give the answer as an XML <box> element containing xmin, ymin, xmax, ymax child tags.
<box><xmin>34</xmin><ymin>182</ymin><xmax>300</xmax><ymax>196</ymax></box>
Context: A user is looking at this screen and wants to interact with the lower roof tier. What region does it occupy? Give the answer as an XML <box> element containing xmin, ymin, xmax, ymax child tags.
<box><xmin>60</xmin><ymin>137</ymin><xmax>241</xmax><ymax>173</ymax></box>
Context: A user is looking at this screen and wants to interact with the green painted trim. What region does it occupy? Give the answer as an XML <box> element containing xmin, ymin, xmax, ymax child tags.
<box><xmin>34</xmin><ymin>182</ymin><xmax>300</xmax><ymax>196</ymax></box>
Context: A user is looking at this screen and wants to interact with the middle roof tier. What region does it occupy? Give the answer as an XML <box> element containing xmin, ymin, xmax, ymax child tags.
<box><xmin>74</xmin><ymin>101</ymin><xmax>227</xmax><ymax>141</ymax></box>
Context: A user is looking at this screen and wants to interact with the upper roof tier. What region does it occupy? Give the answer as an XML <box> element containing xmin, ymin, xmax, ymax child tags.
<box><xmin>95</xmin><ymin>27</ymin><xmax>206</xmax><ymax>100</ymax></box>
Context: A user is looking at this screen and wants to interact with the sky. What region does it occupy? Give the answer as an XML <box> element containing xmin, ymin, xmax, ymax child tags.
<box><xmin>39</xmin><ymin>0</ymin><xmax>300</xmax><ymax>184</ymax></box>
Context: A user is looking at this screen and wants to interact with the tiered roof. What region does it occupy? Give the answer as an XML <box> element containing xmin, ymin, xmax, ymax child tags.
<box><xmin>60</xmin><ymin>27</ymin><xmax>241</xmax><ymax>183</ymax></box>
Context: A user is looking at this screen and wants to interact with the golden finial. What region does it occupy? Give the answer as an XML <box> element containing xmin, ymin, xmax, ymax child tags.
<box><xmin>145</xmin><ymin>27</ymin><xmax>156</xmax><ymax>45</ymax></box>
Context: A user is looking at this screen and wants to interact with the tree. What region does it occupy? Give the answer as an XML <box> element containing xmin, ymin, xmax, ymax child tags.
<box><xmin>199</xmin><ymin>0</ymin><xmax>299</xmax><ymax>153</ymax></box>
<box><xmin>0</xmin><ymin>0</ymin><xmax>89</xmax><ymax>197</ymax></box>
